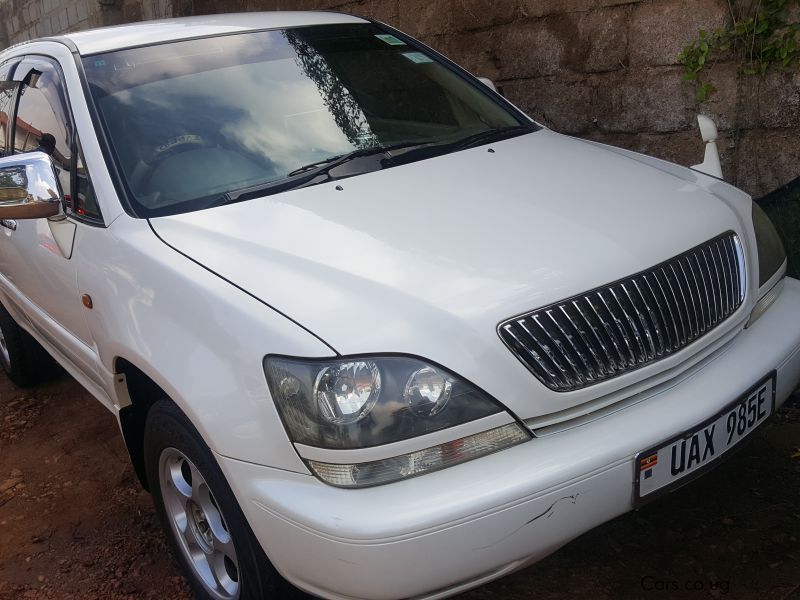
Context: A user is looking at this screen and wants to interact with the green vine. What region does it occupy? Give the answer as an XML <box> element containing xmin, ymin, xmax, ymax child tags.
<box><xmin>678</xmin><ymin>0</ymin><xmax>800</xmax><ymax>102</ymax></box>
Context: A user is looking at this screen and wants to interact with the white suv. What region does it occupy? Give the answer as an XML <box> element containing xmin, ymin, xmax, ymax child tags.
<box><xmin>0</xmin><ymin>12</ymin><xmax>797</xmax><ymax>600</ymax></box>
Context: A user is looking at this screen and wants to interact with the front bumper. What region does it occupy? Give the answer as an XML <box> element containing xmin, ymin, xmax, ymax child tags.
<box><xmin>218</xmin><ymin>277</ymin><xmax>800</xmax><ymax>600</ymax></box>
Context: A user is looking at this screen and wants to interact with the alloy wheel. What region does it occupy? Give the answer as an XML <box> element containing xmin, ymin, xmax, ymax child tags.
<box><xmin>159</xmin><ymin>447</ymin><xmax>240</xmax><ymax>600</ymax></box>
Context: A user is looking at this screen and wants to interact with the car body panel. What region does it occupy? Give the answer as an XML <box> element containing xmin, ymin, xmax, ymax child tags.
<box><xmin>61</xmin><ymin>12</ymin><xmax>368</xmax><ymax>55</ymax></box>
<box><xmin>151</xmin><ymin>129</ymin><xmax>756</xmax><ymax>419</ymax></box>
<box><xmin>221</xmin><ymin>276</ymin><xmax>800</xmax><ymax>599</ymax></box>
<box><xmin>74</xmin><ymin>213</ymin><xmax>332</xmax><ymax>469</ymax></box>
<box><xmin>0</xmin><ymin>216</ymin><xmax>100</xmax><ymax>374</ymax></box>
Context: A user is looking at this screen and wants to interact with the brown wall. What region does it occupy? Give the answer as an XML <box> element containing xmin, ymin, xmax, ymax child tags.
<box><xmin>0</xmin><ymin>0</ymin><xmax>797</xmax><ymax>197</ymax></box>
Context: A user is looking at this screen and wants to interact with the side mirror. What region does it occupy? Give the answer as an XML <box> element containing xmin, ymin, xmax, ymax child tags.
<box><xmin>0</xmin><ymin>152</ymin><xmax>63</xmax><ymax>220</ymax></box>
<box><xmin>691</xmin><ymin>115</ymin><xmax>723</xmax><ymax>179</ymax></box>
<box><xmin>477</xmin><ymin>77</ymin><xmax>498</xmax><ymax>93</ymax></box>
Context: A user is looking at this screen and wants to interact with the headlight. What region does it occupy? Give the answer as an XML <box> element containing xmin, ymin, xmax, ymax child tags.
<box><xmin>752</xmin><ymin>202</ymin><xmax>786</xmax><ymax>288</ymax></box>
<box><xmin>264</xmin><ymin>355</ymin><xmax>508</xmax><ymax>449</ymax></box>
<box><xmin>265</xmin><ymin>355</ymin><xmax>529</xmax><ymax>487</ymax></box>
<box><xmin>747</xmin><ymin>202</ymin><xmax>787</xmax><ymax>328</ymax></box>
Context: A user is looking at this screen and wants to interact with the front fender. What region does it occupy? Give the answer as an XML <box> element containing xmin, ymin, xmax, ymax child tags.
<box><xmin>75</xmin><ymin>214</ymin><xmax>334</xmax><ymax>472</ymax></box>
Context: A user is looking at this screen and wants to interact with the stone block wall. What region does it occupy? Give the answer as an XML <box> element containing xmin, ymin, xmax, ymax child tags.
<box><xmin>1</xmin><ymin>0</ymin><xmax>97</xmax><ymax>44</ymax></box>
<box><xmin>0</xmin><ymin>0</ymin><xmax>173</xmax><ymax>46</ymax></box>
<box><xmin>0</xmin><ymin>0</ymin><xmax>798</xmax><ymax>197</ymax></box>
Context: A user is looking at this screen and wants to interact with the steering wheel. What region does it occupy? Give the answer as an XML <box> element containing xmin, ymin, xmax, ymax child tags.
<box><xmin>129</xmin><ymin>134</ymin><xmax>209</xmax><ymax>192</ymax></box>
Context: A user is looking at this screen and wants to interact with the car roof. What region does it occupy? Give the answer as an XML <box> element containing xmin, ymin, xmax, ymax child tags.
<box><xmin>53</xmin><ymin>12</ymin><xmax>368</xmax><ymax>55</ymax></box>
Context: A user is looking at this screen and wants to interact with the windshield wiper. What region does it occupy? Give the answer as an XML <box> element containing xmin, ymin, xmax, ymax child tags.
<box><xmin>200</xmin><ymin>127</ymin><xmax>532</xmax><ymax>210</ymax></box>
<box><xmin>285</xmin><ymin>139</ymin><xmax>451</xmax><ymax>179</ymax></box>
<box><xmin>286</xmin><ymin>145</ymin><xmax>388</xmax><ymax>177</ymax></box>
<box><xmin>203</xmin><ymin>141</ymin><xmax>443</xmax><ymax>209</ymax></box>
<box><xmin>385</xmin><ymin>125</ymin><xmax>532</xmax><ymax>167</ymax></box>
<box><xmin>203</xmin><ymin>146</ymin><xmax>391</xmax><ymax>209</ymax></box>
<box><xmin>450</xmin><ymin>125</ymin><xmax>532</xmax><ymax>151</ymax></box>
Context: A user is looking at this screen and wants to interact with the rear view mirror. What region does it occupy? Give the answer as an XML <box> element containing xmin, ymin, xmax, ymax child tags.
<box><xmin>0</xmin><ymin>152</ymin><xmax>62</xmax><ymax>219</ymax></box>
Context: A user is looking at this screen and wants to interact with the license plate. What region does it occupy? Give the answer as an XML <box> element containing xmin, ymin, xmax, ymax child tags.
<box><xmin>635</xmin><ymin>372</ymin><xmax>776</xmax><ymax>502</ymax></box>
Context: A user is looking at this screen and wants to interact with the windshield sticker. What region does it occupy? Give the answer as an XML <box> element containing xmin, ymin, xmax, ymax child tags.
<box><xmin>375</xmin><ymin>34</ymin><xmax>406</xmax><ymax>46</ymax></box>
<box><xmin>402</xmin><ymin>52</ymin><xmax>434</xmax><ymax>64</ymax></box>
<box><xmin>113</xmin><ymin>59</ymin><xmax>136</xmax><ymax>71</ymax></box>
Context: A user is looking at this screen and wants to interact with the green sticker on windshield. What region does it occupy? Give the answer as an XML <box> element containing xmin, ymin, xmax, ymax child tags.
<box><xmin>375</xmin><ymin>34</ymin><xmax>406</xmax><ymax>46</ymax></box>
<box><xmin>402</xmin><ymin>52</ymin><xmax>434</xmax><ymax>64</ymax></box>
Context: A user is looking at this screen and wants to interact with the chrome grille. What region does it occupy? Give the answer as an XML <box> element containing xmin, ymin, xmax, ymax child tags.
<box><xmin>499</xmin><ymin>233</ymin><xmax>746</xmax><ymax>392</ymax></box>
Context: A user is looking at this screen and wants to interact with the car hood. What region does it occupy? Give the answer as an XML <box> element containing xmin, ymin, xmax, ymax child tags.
<box><xmin>150</xmin><ymin>129</ymin><xmax>748</xmax><ymax>418</ymax></box>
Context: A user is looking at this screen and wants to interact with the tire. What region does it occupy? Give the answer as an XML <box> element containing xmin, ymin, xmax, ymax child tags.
<box><xmin>144</xmin><ymin>400</ymin><xmax>296</xmax><ymax>600</ymax></box>
<box><xmin>0</xmin><ymin>302</ymin><xmax>46</xmax><ymax>387</ymax></box>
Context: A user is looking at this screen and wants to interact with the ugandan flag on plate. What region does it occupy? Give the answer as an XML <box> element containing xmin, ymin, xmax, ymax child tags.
<box><xmin>639</xmin><ymin>452</ymin><xmax>658</xmax><ymax>479</ymax></box>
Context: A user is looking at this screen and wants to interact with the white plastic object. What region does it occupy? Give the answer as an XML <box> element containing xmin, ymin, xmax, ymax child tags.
<box><xmin>477</xmin><ymin>77</ymin><xmax>497</xmax><ymax>92</ymax></box>
<box><xmin>697</xmin><ymin>114</ymin><xmax>718</xmax><ymax>142</ymax></box>
<box><xmin>692</xmin><ymin>114</ymin><xmax>723</xmax><ymax>179</ymax></box>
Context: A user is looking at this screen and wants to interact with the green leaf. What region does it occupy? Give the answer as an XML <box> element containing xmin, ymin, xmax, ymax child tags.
<box><xmin>696</xmin><ymin>83</ymin><xmax>716</xmax><ymax>102</ymax></box>
<box><xmin>678</xmin><ymin>1</ymin><xmax>800</xmax><ymax>94</ymax></box>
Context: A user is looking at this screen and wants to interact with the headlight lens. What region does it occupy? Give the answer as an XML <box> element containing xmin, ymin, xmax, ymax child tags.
<box><xmin>265</xmin><ymin>356</ymin><xmax>505</xmax><ymax>449</ymax></box>
<box><xmin>315</xmin><ymin>361</ymin><xmax>381</xmax><ymax>424</ymax></box>
<box><xmin>752</xmin><ymin>202</ymin><xmax>786</xmax><ymax>288</ymax></box>
<box><xmin>404</xmin><ymin>366</ymin><xmax>452</xmax><ymax>417</ymax></box>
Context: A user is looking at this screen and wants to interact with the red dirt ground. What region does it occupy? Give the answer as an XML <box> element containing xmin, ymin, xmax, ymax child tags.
<box><xmin>0</xmin><ymin>371</ymin><xmax>798</xmax><ymax>600</ymax></box>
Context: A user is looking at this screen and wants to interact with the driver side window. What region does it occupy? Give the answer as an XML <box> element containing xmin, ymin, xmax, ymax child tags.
<box><xmin>14</xmin><ymin>62</ymin><xmax>72</xmax><ymax>181</ymax></box>
<box><xmin>13</xmin><ymin>58</ymin><xmax>102</xmax><ymax>223</ymax></box>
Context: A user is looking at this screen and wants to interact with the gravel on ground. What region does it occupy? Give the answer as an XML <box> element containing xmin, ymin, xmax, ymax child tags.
<box><xmin>0</xmin><ymin>372</ymin><xmax>798</xmax><ymax>600</ymax></box>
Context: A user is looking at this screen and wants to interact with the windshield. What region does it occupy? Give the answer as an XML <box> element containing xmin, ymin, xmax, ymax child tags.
<box><xmin>83</xmin><ymin>23</ymin><xmax>532</xmax><ymax>217</ymax></box>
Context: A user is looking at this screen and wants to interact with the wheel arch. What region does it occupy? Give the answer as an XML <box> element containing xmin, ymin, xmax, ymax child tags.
<box><xmin>115</xmin><ymin>357</ymin><xmax>173</xmax><ymax>490</ymax></box>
